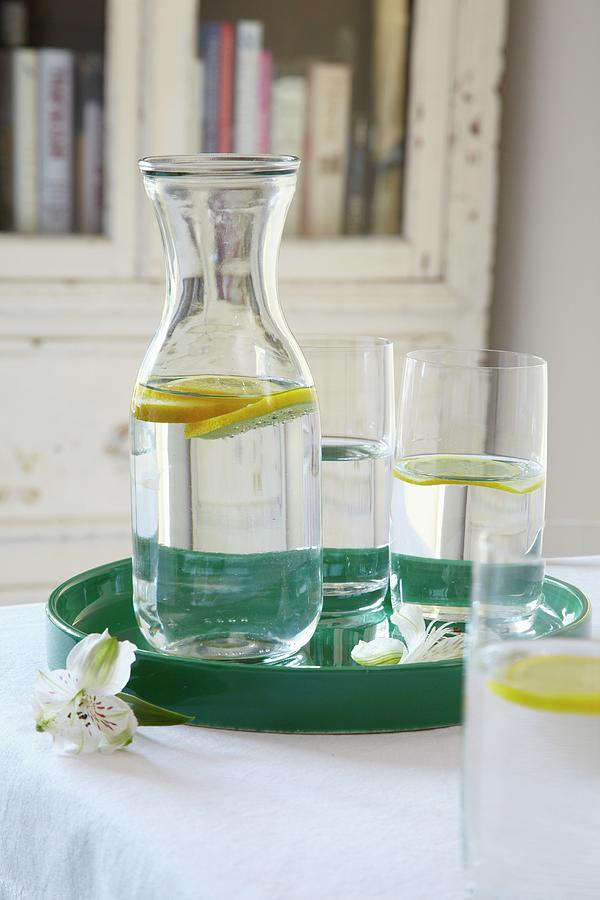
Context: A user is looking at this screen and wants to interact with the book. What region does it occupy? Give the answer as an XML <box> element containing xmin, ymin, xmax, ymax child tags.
<box><xmin>194</xmin><ymin>57</ymin><xmax>204</xmax><ymax>151</ymax></box>
<box><xmin>303</xmin><ymin>62</ymin><xmax>352</xmax><ymax>236</ymax></box>
<box><xmin>0</xmin><ymin>51</ymin><xmax>13</xmax><ymax>229</ymax></box>
<box><xmin>0</xmin><ymin>1</ymin><xmax>27</xmax><ymax>48</ymax></box>
<box><xmin>201</xmin><ymin>22</ymin><xmax>220</xmax><ymax>153</ymax></box>
<box><xmin>217</xmin><ymin>22</ymin><xmax>234</xmax><ymax>153</ymax></box>
<box><xmin>345</xmin><ymin>114</ymin><xmax>369</xmax><ymax>235</ymax></box>
<box><xmin>371</xmin><ymin>0</ymin><xmax>410</xmax><ymax>234</ymax></box>
<box><xmin>75</xmin><ymin>53</ymin><xmax>103</xmax><ymax>234</ymax></box>
<box><xmin>257</xmin><ymin>50</ymin><xmax>272</xmax><ymax>154</ymax></box>
<box><xmin>271</xmin><ymin>75</ymin><xmax>307</xmax><ymax>236</ymax></box>
<box><xmin>38</xmin><ymin>49</ymin><xmax>74</xmax><ymax>233</ymax></box>
<box><xmin>234</xmin><ymin>20</ymin><xmax>263</xmax><ymax>153</ymax></box>
<box><xmin>12</xmin><ymin>47</ymin><xmax>38</xmax><ymax>233</ymax></box>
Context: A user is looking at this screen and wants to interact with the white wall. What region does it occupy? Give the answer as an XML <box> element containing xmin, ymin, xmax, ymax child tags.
<box><xmin>491</xmin><ymin>0</ymin><xmax>600</xmax><ymax>555</ymax></box>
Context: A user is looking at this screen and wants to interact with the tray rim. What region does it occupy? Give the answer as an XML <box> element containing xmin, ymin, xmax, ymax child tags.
<box><xmin>46</xmin><ymin>557</ymin><xmax>592</xmax><ymax>675</ymax></box>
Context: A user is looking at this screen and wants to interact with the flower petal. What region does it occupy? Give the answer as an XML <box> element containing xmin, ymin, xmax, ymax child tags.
<box><xmin>401</xmin><ymin>627</ymin><xmax>465</xmax><ymax>664</ymax></box>
<box><xmin>66</xmin><ymin>631</ymin><xmax>108</xmax><ymax>678</ymax></box>
<box><xmin>351</xmin><ymin>637</ymin><xmax>406</xmax><ymax>667</ymax></box>
<box><xmin>33</xmin><ymin>696</ymin><xmax>57</xmax><ymax>734</ymax></box>
<box><xmin>34</xmin><ymin>668</ymin><xmax>79</xmax><ymax>712</ymax></box>
<box><xmin>36</xmin><ymin>691</ymin><xmax>138</xmax><ymax>755</ymax></box>
<box><xmin>93</xmin><ymin>696</ymin><xmax>138</xmax><ymax>753</ymax></box>
<box><xmin>36</xmin><ymin>699</ymin><xmax>102</xmax><ymax>755</ymax></box>
<box><xmin>54</xmin><ymin>716</ymin><xmax>103</xmax><ymax>755</ymax></box>
<box><xmin>67</xmin><ymin>631</ymin><xmax>137</xmax><ymax>695</ymax></box>
<box><xmin>390</xmin><ymin>604</ymin><xmax>426</xmax><ymax>652</ymax></box>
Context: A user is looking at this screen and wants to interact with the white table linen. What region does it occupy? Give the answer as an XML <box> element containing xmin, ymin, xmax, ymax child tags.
<box><xmin>1</xmin><ymin>559</ymin><xmax>598</xmax><ymax>900</ymax></box>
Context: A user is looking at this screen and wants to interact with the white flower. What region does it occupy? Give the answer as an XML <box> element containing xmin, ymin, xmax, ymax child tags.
<box><xmin>390</xmin><ymin>605</ymin><xmax>465</xmax><ymax>663</ymax></box>
<box><xmin>351</xmin><ymin>605</ymin><xmax>465</xmax><ymax>667</ymax></box>
<box><xmin>34</xmin><ymin>630</ymin><xmax>138</xmax><ymax>755</ymax></box>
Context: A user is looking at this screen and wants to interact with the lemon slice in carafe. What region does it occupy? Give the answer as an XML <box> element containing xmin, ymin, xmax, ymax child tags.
<box><xmin>132</xmin><ymin>375</ymin><xmax>317</xmax><ymax>439</ymax></box>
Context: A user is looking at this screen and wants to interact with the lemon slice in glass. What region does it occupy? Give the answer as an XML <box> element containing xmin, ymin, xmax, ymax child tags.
<box><xmin>394</xmin><ymin>454</ymin><xmax>545</xmax><ymax>494</ymax></box>
<box><xmin>488</xmin><ymin>654</ymin><xmax>600</xmax><ymax>715</ymax></box>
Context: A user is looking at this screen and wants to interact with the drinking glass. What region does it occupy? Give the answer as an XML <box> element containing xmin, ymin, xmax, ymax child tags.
<box><xmin>463</xmin><ymin>549</ymin><xmax>599</xmax><ymax>899</ymax></box>
<box><xmin>301</xmin><ymin>336</ymin><xmax>394</xmax><ymax>614</ymax></box>
<box><xmin>390</xmin><ymin>349</ymin><xmax>547</xmax><ymax>621</ymax></box>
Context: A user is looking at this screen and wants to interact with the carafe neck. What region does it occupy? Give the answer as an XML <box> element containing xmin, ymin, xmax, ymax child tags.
<box><xmin>142</xmin><ymin>157</ymin><xmax>298</xmax><ymax>328</ymax></box>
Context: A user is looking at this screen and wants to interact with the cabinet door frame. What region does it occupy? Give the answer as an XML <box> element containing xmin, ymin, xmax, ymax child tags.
<box><xmin>140</xmin><ymin>0</ymin><xmax>508</xmax><ymax>333</ymax></box>
<box><xmin>0</xmin><ymin>0</ymin><xmax>142</xmax><ymax>279</ymax></box>
<box><xmin>0</xmin><ymin>0</ymin><xmax>509</xmax><ymax>603</ymax></box>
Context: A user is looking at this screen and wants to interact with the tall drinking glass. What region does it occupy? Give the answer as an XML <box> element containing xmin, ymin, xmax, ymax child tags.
<box><xmin>463</xmin><ymin>548</ymin><xmax>599</xmax><ymax>899</ymax></box>
<box><xmin>301</xmin><ymin>337</ymin><xmax>394</xmax><ymax>614</ymax></box>
<box><xmin>390</xmin><ymin>349</ymin><xmax>547</xmax><ymax>621</ymax></box>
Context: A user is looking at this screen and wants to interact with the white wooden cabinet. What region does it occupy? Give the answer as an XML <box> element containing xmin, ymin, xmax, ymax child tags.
<box><xmin>0</xmin><ymin>0</ymin><xmax>508</xmax><ymax>603</ymax></box>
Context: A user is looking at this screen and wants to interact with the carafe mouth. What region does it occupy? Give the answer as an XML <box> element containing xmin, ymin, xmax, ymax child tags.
<box><xmin>139</xmin><ymin>154</ymin><xmax>300</xmax><ymax>177</ymax></box>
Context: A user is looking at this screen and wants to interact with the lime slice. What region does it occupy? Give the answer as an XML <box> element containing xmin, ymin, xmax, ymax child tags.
<box><xmin>393</xmin><ymin>454</ymin><xmax>545</xmax><ymax>494</ymax></box>
<box><xmin>132</xmin><ymin>376</ymin><xmax>317</xmax><ymax>439</ymax></box>
<box><xmin>488</xmin><ymin>654</ymin><xmax>600</xmax><ymax>715</ymax></box>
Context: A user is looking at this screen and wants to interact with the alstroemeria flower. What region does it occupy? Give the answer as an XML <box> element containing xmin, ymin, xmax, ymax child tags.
<box><xmin>351</xmin><ymin>604</ymin><xmax>464</xmax><ymax>667</ymax></box>
<box><xmin>34</xmin><ymin>630</ymin><xmax>138</xmax><ymax>755</ymax></box>
<box><xmin>390</xmin><ymin>605</ymin><xmax>464</xmax><ymax>663</ymax></box>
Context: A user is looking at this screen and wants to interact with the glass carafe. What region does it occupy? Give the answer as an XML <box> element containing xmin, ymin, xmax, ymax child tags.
<box><xmin>131</xmin><ymin>155</ymin><xmax>322</xmax><ymax>662</ymax></box>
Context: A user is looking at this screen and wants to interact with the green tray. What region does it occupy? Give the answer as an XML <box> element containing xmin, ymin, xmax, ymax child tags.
<box><xmin>46</xmin><ymin>559</ymin><xmax>591</xmax><ymax>734</ymax></box>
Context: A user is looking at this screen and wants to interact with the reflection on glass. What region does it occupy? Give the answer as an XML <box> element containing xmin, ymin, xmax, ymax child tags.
<box><xmin>196</xmin><ymin>0</ymin><xmax>411</xmax><ymax>236</ymax></box>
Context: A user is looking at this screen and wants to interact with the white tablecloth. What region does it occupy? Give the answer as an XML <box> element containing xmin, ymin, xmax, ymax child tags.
<box><xmin>1</xmin><ymin>559</ymin><xmax>598</xmax><ymax>900</ymax></box>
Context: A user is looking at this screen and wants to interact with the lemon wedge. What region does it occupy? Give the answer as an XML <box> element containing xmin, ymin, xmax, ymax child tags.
<box><xmin>393</xmin><ymin>454</ymin><xmax>545</xmax><ymax>495</ymax></box>
<box><xmin>488</xmin><ymin>654</ymin><xmax>600</xmax><ymax>715</ymax></box>
<box><xmin>132</xmin><ymin>375</ymin><xmax>317</xmax><ymax>440</ymax></box>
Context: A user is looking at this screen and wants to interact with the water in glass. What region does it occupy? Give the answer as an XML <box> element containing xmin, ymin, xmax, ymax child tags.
<box><xmin>464</xmin><ymin>639</ymin><xmax>600</xmax><ymax>899</ymax></box>
<box><xmin>391</xmin><ymin>453</ymin><xmax>545</xmax><ymax>618</ymax></box>
<box><xmin>321</xmin><ymin>436</ymin><xmax>391</xmax><ymax>603</ymax></box>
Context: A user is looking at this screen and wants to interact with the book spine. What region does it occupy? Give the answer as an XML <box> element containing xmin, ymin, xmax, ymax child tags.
<box><xmin>234</xmin><ymin>20</ymin><xmax>263</xmax><ymax>153</ymax></box>
<box><xmin>201</xmin><ymin>22</ymin><xmax>220</xmax><ymax>153</ymax></box>
<box><xmin>76</xmin><ymin>52</ymin><xmax>103</xmax><ymax>234</ymax></box>
<box><xmin>194</xmin><ymin>57</ymin><xmax>204</xmax><ymax>150</ymax></box>
<box><xmin>304</xmin><ymin>63</ymin><xmax>352</xmax><ymax>236</ymax></box>
<box><xmin>0</xmin><ymin>1</ymin><xmax>27</xmax><ymax>48</ymax></box>
<box><xmin>345</xmin><ymin>115</ymin><xmax>368</xmax><ymax>235</ymax></box>
<box><xmin>12</xmin><ymin>47</ymin><xmax>37</xmax><ymax>233</ymax></box>
<box><xmin>271</xmin><ymin>76</ymin><xmax>307</xmax><ymax>236</ymax></box>
<box><xmin>217</xmin><ymin>22</ymin><xmax>234</xmax><ymax>153</ymax></box>
<box><xmin>371</xmin><ymin>0</ymin><xmax>410</xmax><ymax>234</ymax></box>
<box><xmin>38</xmin><ymin>49</ymin><xmax>74</xmax><ymax>233</ymax></box>
<box><xmin>257</xmin><ymin>50</ymin><xmax>272</xmax><ymax>154</ymax></box>
<box><xmin>0</xmin><ymin>50</ymin><xmax>13</xmax><ymax>229</ymax></box>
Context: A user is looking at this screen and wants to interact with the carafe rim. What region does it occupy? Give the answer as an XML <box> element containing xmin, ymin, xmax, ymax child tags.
<box><xmin>139</xmin><ymin>154</ymin><xmax>300</xmax><ymax>177</ymax></box>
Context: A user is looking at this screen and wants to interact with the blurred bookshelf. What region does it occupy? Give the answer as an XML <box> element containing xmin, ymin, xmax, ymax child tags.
<box><xmin>196</xmin><ymin>0</ymin><xmax>411</xmax><ymax>238</ymax></box>
<box><xmin>0</xmin><ymin>0</ymin><xmax>105</xmax><ymax>235</ymax></box>
<box><xmin>0</xmin><ymin>0</ymin><xmax>138</xmax><ymax>279</ymax></box>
